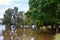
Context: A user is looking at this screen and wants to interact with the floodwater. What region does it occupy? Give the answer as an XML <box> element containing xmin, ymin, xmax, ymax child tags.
<box><xmin>1</xmin><ymin>26</ymin><xmax>60</xmax><ymax>40</ymax></box>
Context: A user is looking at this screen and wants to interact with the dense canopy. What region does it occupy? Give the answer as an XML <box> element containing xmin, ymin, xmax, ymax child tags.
<box><xmin>25</xmin><ymin>0</ymin><xmax>60</xmax><ymax>27</ymax></box>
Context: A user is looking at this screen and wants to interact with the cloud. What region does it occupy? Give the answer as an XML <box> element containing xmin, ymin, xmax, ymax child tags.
<box><xmin>0</xmin><ymin>8</ymin><xmax>8</xmax><ymax>18</ymax></box>
<box><xmin>0</xmin><ymin>10</ymin><xmax>5</xmax><ymax>18</ymax></box>
<box><xmin>0</xmin><ymin>0</ymin><xmax>29</xmax><ymax>11</ymax></box>
<box><xmin>0</xmin><ymin>0</ymin><xmax>29</xmax><ymax>18</ymax></box>
<box><xmin>0</xmin><ymin>0</ymin><xmax>14</xmax><ymax>5</ymax></box>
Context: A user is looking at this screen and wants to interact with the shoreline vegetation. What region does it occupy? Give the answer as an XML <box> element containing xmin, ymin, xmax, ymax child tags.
<box><xmin>5</xmin><ymin>24</ymin><xmax>60</xmax><ymax>33</ymax></box>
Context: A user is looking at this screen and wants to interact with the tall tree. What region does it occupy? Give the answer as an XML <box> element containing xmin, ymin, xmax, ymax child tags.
<box><xmin>3</xmin><ymin>8</ymin><xmax>24</xmax><ymax>27</ymax></box>
<box><xmin>3</xmin><ymin>8</ymin><xmax>14</xmax><ymax>26</ymax></box>
<box><xmin>25</xmin><ymin>0</ymin><xmax>60</xmax><ymax>28</ymax></box>
<box><xmin>16</xmin><ymin>11</ymin><xmax>24</xmax><ymax>25</ymax></box>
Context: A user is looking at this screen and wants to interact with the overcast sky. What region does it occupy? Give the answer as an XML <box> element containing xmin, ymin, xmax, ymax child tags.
<box><xmin>0</xmin><ymin>0</ymin><xmax>29</xmax><ymax>18</ymax></box>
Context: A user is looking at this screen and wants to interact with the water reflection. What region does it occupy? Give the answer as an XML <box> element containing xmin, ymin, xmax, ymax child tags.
<box><xmin>0</xmin><ymin>25</ymin><xmax>6</xmax><ymax>40</ymax></box>
<box><xmin>2</xmin><ymin>25</ymin><xmax>60</xmax><ymax>40</ymax></box>
<box><xmin>30</xmin><ymin>35</ymin><xmax>34</xmax><ymax>40</ymax></box>
<box><xmin>53</xmin><ymin>33</ymin><xmax>60</xmax><ymax>40</ymax></box>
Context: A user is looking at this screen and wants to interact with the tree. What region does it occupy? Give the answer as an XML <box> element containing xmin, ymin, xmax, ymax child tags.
<box><xmin>3</xmin><ymin>7</ymin><xmax>25</xmax><ymax>27</ymax></box>
<box><xmin>3</xmin><ymin>8</ymin><xmax>14</xmax><ymax>26</ymax></box>
<box><xmin>16</xmin><ymin>11</ymin><xmax>24</xmax><ymax>26</ymax></box>
<box><xmin>25</xmin><ymin>0</ymin><xmax>60</xmax><ymax>28</ymax></box>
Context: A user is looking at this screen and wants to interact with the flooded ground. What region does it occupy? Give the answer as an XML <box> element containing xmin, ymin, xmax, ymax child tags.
<box><xmin>3</xmin><ymin>27</ymin><xmax>60</xmax><ymax>40</ymax></box>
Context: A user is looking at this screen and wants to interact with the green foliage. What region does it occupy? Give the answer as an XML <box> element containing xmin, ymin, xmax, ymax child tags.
<box><xmin>25</xmin><ymin>0</ymin><xmax>60</xmax><ymax>27</ymax></box>
<box><xmin>3</xmin><ymin>9</ymin><xmax>14</xmax><ymax>25</ymax></box>
<box><xmin>16</xmin><ymin>11</ymin><xmax>24</xmax><ymax>25</ymax></box>
<box><xmin>3</xmin><ymin>8</ymin><xmax>24</xmax><ymax>26</ymax></box>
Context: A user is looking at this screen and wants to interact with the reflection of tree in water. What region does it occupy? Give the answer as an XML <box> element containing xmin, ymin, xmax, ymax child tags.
<box><xmin>4</xmin><ymin>27</ymin><xmax>58</xmax><ymax>40</ymax></box>
<box><xmin>34</xmin><ymin>32</ymin><xmax>55</xmax><ymax>40</ymax></box>
<box><xmin>10</xmin><ymin>26</ymin><xmax>20</xmax><ymax>40</ymax></box>
<box><xmin>0</xmin><ymin>25</ymin><xmax>6</xmax><ymax>40</ymax></box>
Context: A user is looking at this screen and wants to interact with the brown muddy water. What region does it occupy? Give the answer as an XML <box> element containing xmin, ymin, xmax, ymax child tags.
<box><xmin>3</xmin><ymin>28</ymin><xmax>60</xmax><ymax>40</ymax></box>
